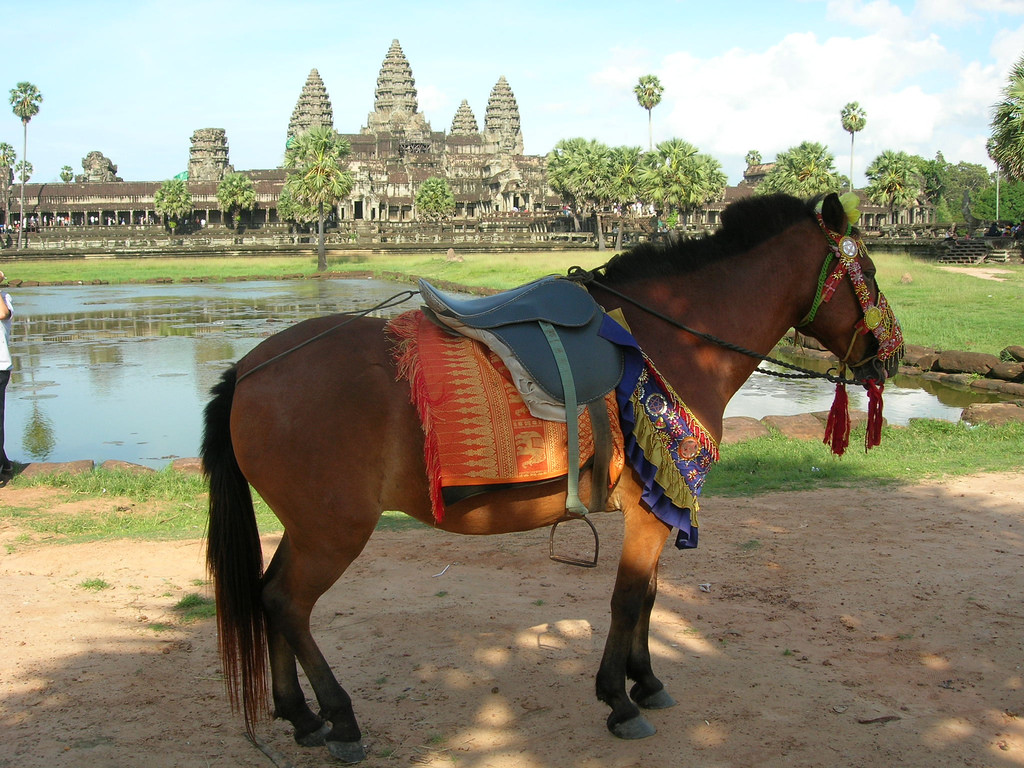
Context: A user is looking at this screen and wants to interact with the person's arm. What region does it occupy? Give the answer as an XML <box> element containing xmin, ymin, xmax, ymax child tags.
<box><xmin>0</xmin><ymin>293</ymin><xmax>11</xmax><ymax>321</ymax></box>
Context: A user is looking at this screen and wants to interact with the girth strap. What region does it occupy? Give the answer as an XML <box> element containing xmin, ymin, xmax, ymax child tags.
<box><xmin>540</xmin><ymin>320</ymin><xmax>587</xmax><ymax>516</ymax></box>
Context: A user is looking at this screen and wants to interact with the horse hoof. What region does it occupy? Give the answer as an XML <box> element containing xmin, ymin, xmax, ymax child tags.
<box><xmin>327</xmin><ymin>739</ymin><xmax>366</xmax><ymax>764</ymax></box>
<box><xmin>635</xmin><ymin>688</ymin><xmax>677</xmax><ymax>710</ymax></box>
<box><xmin>295</xmin><ymin>721</ymin><xmax>330</xmax><ymax>747</ymax></box>
<box><xmin>610</xmin><ymin>714</ymin><xmax>656</xmax><ymax>740</ymax></box>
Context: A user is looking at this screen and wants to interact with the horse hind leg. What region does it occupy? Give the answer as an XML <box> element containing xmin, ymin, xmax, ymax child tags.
<box><xmin>261</xmin><ymin>532</ymin><xmax>374</xmax><ymax>763</ymax></box>
<box><xmin>263</xmin><ymin>535</ymin><xmax>331</xmax><ymax>747</ymax></box>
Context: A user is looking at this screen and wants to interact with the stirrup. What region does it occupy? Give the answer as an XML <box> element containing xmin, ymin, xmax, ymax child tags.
<box><xmin>549</xmin><ymin>511</ymin><xmax>599</xmax><ymax>568</ymax></box>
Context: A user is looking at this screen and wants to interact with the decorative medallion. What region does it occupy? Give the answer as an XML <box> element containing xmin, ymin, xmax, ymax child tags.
<box><xmin>839</xmin><ymin>236</ymin><xmax>859</xmax><ymax>259</ymax></box>
<box><xmin>862</xmin><ymin>305</ymin><xmax>883</xmax><ymax>330</ymax></box>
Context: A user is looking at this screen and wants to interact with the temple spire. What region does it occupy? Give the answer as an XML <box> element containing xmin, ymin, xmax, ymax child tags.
<box><xmin>483</xmin><ymin>76</ymin><xmax>523</xmax><ymax>154</ymax></box>
<box><xmin>364</xmin><ymin>39</ymin><xmax>431</xmax><ymax>139</ymax></box>
<box><xmin>287</xmin><ymin>68</ymin><xmax>334</xmax><ymax>145</ymax></box>
<box><xmin>450</xmin><ymin>100</ymin><xmax>479</xmax><ymax>135</ymax></box>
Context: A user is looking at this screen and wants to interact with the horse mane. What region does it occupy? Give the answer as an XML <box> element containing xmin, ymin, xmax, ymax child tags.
<box><xmin>596</xmin><ymin>194</ymin><xmax>819</xmax><ymax>283</ymax></box>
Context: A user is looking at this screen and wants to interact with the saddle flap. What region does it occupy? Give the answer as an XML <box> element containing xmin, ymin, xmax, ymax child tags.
<box><xmin>418</xmin><ymin>276</ymin><xmax>597</xmax><ymax>329</ymax></box>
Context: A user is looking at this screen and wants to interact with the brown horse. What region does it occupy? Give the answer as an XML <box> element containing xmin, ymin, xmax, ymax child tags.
<box><xmin>202</xmin><ymin>192</ymin><xmax>901</xmax><ymax>763</ymax></box>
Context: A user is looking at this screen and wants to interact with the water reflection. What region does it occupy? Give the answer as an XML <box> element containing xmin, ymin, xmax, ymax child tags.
<box><xmin>1</xmin><ymin>279</ymin><xmax>1004</xmax><ymax>468</ymax></box>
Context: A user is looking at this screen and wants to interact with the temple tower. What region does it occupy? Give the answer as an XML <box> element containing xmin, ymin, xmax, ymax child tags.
<box><xmin>483</xmin><ymin>76</ymin><xmax>524</xmax><ymax>155</ymax></box>
<box><xmin>364</xmin><ymin>39</ymin><xmax>431</xmax><ymax>140</ymax></box>
<box><xmin>287</xmin><ymin>68</ymin><xmax>334</xmax><ymax>144</ymax></box>
<box><xmin>188</xmin><ymin>128</ymin><xmax>232</xmax><ymax>182</ymax></box>
<box><xmin>450</xmin><ymin>100</ymin><xmax>479</xmax><ymax>135</ymax></box>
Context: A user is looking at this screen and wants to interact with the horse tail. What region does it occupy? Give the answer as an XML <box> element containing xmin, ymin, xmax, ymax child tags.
<box><xmin>201</xmin><ymin>364</ymin><xmax>268</xmax><ymax>735</ymax></box>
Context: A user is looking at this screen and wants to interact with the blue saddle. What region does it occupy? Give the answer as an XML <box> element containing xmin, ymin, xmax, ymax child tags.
<box><xmin>417</xmin><ymin>276</ymin><xmax>624</xmax><ymax>407</ymax></box>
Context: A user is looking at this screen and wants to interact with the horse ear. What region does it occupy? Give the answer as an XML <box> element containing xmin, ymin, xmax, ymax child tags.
<box><xmin>820</xmin><ymin>193</ymin><xmax>846</xmax><ymax>232</ymax></box>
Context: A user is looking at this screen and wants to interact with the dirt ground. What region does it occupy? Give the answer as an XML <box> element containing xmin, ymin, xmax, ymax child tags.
<box><xmin>1</xmin><ymin>473</ymin><xmax>1022</xmax><ymax>768</ymax></box>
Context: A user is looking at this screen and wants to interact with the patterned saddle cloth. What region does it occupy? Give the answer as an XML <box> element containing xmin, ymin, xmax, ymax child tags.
<box><xmin>387</xmin><ymin>309</ymin><xmax>624</xmax><ymax>523</ymax></box>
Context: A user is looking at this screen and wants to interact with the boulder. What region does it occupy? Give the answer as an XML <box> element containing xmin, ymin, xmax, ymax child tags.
<box><xmin>761</xmin><ymin>413</ymin><xmax>824</xmax><ymax>441</ymax></box>
<box><xmin>900</xmin><ymin>344</ymin><xmax>935</xmax><ymax>367</ymax></box>
<box><xmin>99</xmin><ymin>459</ymin><xmax>156</xmax><ymax>474</ymax></box>
<box><xmin>20</xmin><ymin>459</ymin><xmax>95</xmax><ymax>478</ymax></box>
<box><xmin>961</xmin><ymin>402</ymin><xmax>1024</xmax><ymax>427</ymax></box>
<box><xmin>721</xmin><ymin>416</ymin><xmax>770</xmax><ymax>444</ymax></box>
<box><xmin>1001</xmin><ymin>345</ymin><xmax>1024</xmax><ymax>363</ymax></box>
<box><xmin>934</xmin><ymin>350</ymin><xmax>1000</xmax><ymax>375</ymax></box>
<box><xmin>989</xmin><ymin>362</ymin><xmax>1024</xmax><ymax>382</ymax></box>
<box><xmin>171</xmin><ymin>457</ymin><xmax>204</xmax><ymax>474</ymax></box>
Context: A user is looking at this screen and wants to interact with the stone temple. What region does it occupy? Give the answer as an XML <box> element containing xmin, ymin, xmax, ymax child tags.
<box><xmin>3</xmin><ymin>39</ymin><xmax>553</xmax><ymax>237</ymax></box>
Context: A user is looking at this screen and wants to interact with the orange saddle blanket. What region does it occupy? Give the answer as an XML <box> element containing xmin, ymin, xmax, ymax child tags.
<box><xmin>388</xmin><ymin>310</ymin><xmax>624</xmax><ymax>522</ymax></box>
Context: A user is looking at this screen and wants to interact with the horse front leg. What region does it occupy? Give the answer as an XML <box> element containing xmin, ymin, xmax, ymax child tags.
<box><xmin>596</xmin><ymin>504</ymin><xmax>672</xmax><ymax>738</ymax></box>
<box><xmin>626</xmin><ymin>562</ymin><xmax>677</xmax><ymax>710</ymax></box>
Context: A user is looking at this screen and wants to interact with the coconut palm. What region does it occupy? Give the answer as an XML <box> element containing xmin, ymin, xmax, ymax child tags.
<box><xmin>153</xmin><ymin>178</ymin><xmax>193</xmax><ymax>234</ymax></box>
<box><xmin>216</xmin><ymin>172</ymin><xmax>258</xmax><ymax>229</ymax></box>
<box><xmin>9</xmin><ymin>81</ymin><xmax>42</xmax><ymax>249</ymax></box>
<box><xmin>282</xmin><ymin>125</ymin><xmax>353</xmax><ymax>271</ymax></box>
<box><xmin>989</xmin><ymin>54</ymin><xmax>1024</xmax><ymax>182</ymax></box>
<box><xmin>841</xmin><ymin>102</ymin><xmax>867</xmax><ymax>191</ymax></box>
<box><xmin>757</xmin><ymin>141</ymin><xmax>842</xmax><ymax>198</ymax></box>
<box><xmin>0</xmin><ymin>142</ymin><xmax>14</xmax><ymax>234</ymax></box>
<box><xmin>865</xmin><ymin>149</ymin><xmax>922</xmax><ymax>227</ymax></box>
<box><xmin>634</xmin><ymin>75</ymin><xmax>664</xmax><ymax>152</ymax></box>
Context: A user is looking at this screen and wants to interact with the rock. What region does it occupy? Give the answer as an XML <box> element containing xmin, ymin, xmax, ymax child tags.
<box><xmin>934</xmin><ymin>350</ymin><xmax>1000</xmax><ymax>375</ymax></box>
<box><xmin>988</xmin><ymin>362</ymin><xmax>1024</xmax><ymax>382</ymax></box>
<box><xmin>171</xmin><ymin>457</ymin><xmax>204</xmax><ymax>474</ymax></box>
<box><xmin>1001</xmin><ymin>345</ymin><xmax>1024</xmax><ymax>363</ymax></box>
<box><xmin>721</xmin><ymin>416</ymin><xmax>770</xmax><ymax>444</ymax></box>
<box><xmin>99</xmin><ymin>459</ymin><xmax>156</xmax><ymax>474</ymax></box>
<box><xmin>961</xmin><ymin>402</ymin><xmax>1024</xmax><ymax>427</ymax></box>
<box><xmin>900</xmin><ymin>344</ymin><xmax>936</xmax><ymax>367</ymax></box>
<box><xmin>761</xmin><ymin>413</ymin><xmax>825</xmax><ymax>441</ymax></box>
<box><xmin>20</xmin><ymin>460</ymin><xmax>95</xmax><ymax>478</ymax></box>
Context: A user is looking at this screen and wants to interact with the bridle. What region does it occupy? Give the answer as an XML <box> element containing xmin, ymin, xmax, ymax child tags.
<box><xmin>797</xmin><ymin>202</ymin><xmax>904</xmax><ymax>375</ymax></box>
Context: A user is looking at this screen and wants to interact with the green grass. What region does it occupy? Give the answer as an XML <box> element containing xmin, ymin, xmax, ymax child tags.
<box><xmin>704</xmin><ymin>419</ymin><xmax>1024</xmax><ymax>497</ymax></box>
<box><xmin>79</xmin><ymin>578</ymin><xmax>111</xmax><ymax>591</ymax></box>
<box><xmin>873</xmin><ymin>251</ymin><xmax>1024</xmax><ymax>355</ymax></box>
<box><xmin>173</xmin><ymin>593</ymin><xmax>217</xmax><ymax>622</ymax></box>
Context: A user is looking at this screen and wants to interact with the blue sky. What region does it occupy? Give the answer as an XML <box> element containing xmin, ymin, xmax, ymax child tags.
<box><xmin>3</xmin><ymin>0</ymin><xmax>1022</xmax><ymax>187</ymax></box>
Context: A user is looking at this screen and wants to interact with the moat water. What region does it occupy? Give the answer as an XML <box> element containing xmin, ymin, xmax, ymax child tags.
<box><xmin>2</xmin><ymin>279</ymin><xmax>1003</xmax><ymax>468</ymax></box>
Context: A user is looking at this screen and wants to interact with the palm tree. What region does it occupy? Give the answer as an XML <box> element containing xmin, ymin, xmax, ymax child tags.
<box><xmin>282</xmin><ymin>125</ymin><xmax>353</xmax><ymax>271</ymax></box>
<box><xmin>60</xmin><ymin>165</ymin><xmax>74</xmax><ymax>183</ymax></box>
<box><xmin>757</xmin><ymin>141</ymin><xmax>841</xmax><ymax>198</ymax></box>
<box><xmin>745</xmin><ymin>150</ymin><xmax>762</xmax><ymax>167</ymax></box>
<box><xmin>414</xmin><ymin>177</ymin><xmax>456</xmax><ymax>222</ymax></box>
<box><xmin>546</xmin><ymin>137</ymin><xmax>592</xmax><ymax>233</ymax></box>
<box><xmin>865</xmin><ymin>149</ymin><xmax>922</xmax><ymax>227</ymax></box>
<box><xmin>641</xmin><ymin>138</ymin><xmax>727</xmax><ymax>230</ymax></box>
<box><xmin>9</xmin><ymin>81</ymin><xmax>42</xmax><ymax>249</ymax></box>
<box><xmin>153</xmin><ymin>178</ymin><xmax>193</xmax><ymax>234</ymax></box>
<box><xmin>989</xmin><ymin>54</ymin><xmax>1024</xmax><ymax>182</ymax></box>
<box><xmin>0</xmin><ymin>142</ymin><xmax>14</xmax><ymax>234</ymax></box>
<box><xmin>633</xmin><ymin>75</ymin><xmax>664</xmax><ymax>152</ymax></box>
<box><xmin>608</xmin><ymin>145</ymin><xmax>646</xmax><ymax>250</ymax></box>
<box><xmin>841</xmin><ymin>102</ymin><xmax>867</xmax><ymax>191</ymax></box>
<box><xmin>215</xmin><ymin>172</ymin><xmax>257</xmax><ymax>229</ymax></box>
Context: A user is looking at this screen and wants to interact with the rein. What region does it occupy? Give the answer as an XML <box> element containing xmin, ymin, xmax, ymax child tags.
<box><xmin>567</xmin><ymin>266</ymin><xmax>864</xmax><ymax>387</ymax></box>
<box><xmin>235</xmin><ymin>290</ymin><xmax>419</xmax><ymax>384</ymax></box>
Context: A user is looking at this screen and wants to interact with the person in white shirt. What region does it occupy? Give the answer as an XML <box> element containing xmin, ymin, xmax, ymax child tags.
<box><xmin>0</xmin><ymin>271</ymin><xmax>13</xmax><ymax>485</ymax></box>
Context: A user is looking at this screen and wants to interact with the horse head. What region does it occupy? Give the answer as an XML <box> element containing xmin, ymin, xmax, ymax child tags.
<box><xmin>798</xmin><ymin>192</ymin><xmax>904</xmax><ymax>385</ymax></box>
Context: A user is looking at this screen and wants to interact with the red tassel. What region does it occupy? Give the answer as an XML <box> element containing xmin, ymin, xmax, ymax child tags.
<box><xmin>823</xmin><ymin>381</ymin><xmax>851</xmax><ymax>456</ymax></box>
<box><xmin>864</xmin><ymin>379</ymin><xmax>884</xmax><ymax>451</ymax></box>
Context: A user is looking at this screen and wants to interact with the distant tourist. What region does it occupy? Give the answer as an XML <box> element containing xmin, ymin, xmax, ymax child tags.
<box><xmin>0</xmin><ymin>271</ymin><xmax>13</xmax><ymax>486</ymax></box>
